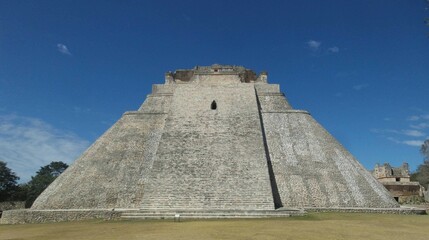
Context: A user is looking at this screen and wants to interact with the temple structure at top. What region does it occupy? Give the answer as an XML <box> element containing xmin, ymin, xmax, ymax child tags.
<box><xmin>164</xmin><ymin>64</ymin><xmax>267</xmax><ymax>84</ymax></box>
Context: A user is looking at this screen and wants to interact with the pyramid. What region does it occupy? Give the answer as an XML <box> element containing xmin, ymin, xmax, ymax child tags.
<box><xmin>2</xmin><ymin>65</ymin><xmax>402</xmax><ymax>223</ymax></box>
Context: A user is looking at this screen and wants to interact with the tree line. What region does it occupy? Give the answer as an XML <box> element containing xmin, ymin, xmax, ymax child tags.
<box><xmin>0</xmin><ymin>161</ymin><xmax>68</xmax><ymax>208</ymax></box>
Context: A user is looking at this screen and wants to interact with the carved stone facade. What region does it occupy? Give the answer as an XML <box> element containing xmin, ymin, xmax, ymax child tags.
<box><xmin>2</xmin><ymin>65</ymin><xmax>404</xmax><ymax>224</ymax></box>
<box><xmin>165</xmin><ymin>65</ymin><xmax>265</xmax><ymax>84</ymax></box>
<box><xmin>373</xmin><ymin>163</ymin><xmax>425</xmax><ymax>204</ymax></box>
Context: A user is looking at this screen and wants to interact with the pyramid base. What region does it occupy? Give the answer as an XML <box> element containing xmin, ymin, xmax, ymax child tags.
<box><xmin>121</xmin><ymin>208</ymin><xmax>305</xmax><ymax>220</ymax></box>
<box><xmin>0</xmin><ymin>209</ymin><xmax>121</xmax><ymax>224</ymax></box>
<box><xmin>304</xmin><ymin>207</ymin><xmax>426</xmax><ymax>215</ymax></box>
<box><xmin>1</xmin><ymin>207</ymin><xmax>426</xmax><ymax>224</ymax></box>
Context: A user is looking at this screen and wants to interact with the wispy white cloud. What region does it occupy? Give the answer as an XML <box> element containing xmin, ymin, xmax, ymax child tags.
<box><xmin>374</xmin><ymin>111</ymin><xmax>428</xmax><ymax>147</ymax></box>
<box><xmin>407</xmin><ymin>114</ymin><xmax>429</xmax><ymax>121</ymax></box>
<box><xmin>371</xmin><ymin>128</ymin><xmax>425</xmax><ymax>137</ymax></box>
<box><xmin>372</xmin><ymin>128</ymin><xmax>426</xmax><ymax>147</ymax></box>
<box><xmin>306</xmin><ymin>41</ymin><xmax>341</xmax><ymax>55</ymax></box>
<box><xmin>406</xmin><ymin>113</ymin><xmax>429</xmax><ymax>132</ymax></box>
<box><xmin>307</xmin><ymin>40</ymin><xmax>321</xmax><ymax>50</ymax></box>
<box><xmin>353</xmin><ymin>84</ymin><xmax>369</xmax><ymax>91</ymax></box>
<box><xmin>0</xmin><ymin>115</ymin><xmax>89</xmax><ymax>182</ymax></box>
<box><xmin>402</xmin><ymin>129</ymin><xmax>425</xmax><ymax>137</ymax></box>
<box><xmin>407</xmin><ymin>115</ymin><xmax>420</xmax><ymax>121</ymax></box>
<box><xmin>411</xmin><ymin>123</ymin><xmax>429</xmax><ymax>129</ymax></box>
<box><xmin>387</xmin><ymin>137</ymin><xmax>424</xmax><ymax>147</ymax></box>
<box><xmin>57</xmin><ymin>43</ymin><xmax>72</xmax><ymax>55</ymax></box>
<box><xmin>402</xmin><ymin>140</ymin><xmax>424</xmax><ymax>147</ymax></box>
<box><xmin>328</xmin><ymin>46</ymin><xmax>340</xmax><ymax>53</ymax></box>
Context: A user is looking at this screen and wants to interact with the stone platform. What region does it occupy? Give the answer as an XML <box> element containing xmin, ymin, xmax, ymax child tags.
<box><xmin>2</xmin><ymin>207</ymin><xmax>426</xmax><ymax>224</ymax></box>
<box><xmin>304</xmin><ymin>206</ymin><xmax>427</xmax><ymax>215</ymax></box>
<box><xmin>121</xmin><ymin>208</ymin><xmax>305</xmax><ymax>220</ymax></box>
<box><xmin>0</xmin><ymin>209</ymin><xmax>121</xmax><ymax>224</ymax></box>
<box><xmin>0</xmin><ymin>208</ymin><xmax>303</xmax><ymax>224</ymax></box>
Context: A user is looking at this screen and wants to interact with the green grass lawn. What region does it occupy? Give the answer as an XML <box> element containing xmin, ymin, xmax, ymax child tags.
<box><xmin>1</xmin><ymin>213</ymin><xmax>429</xmax><ymax>240</ymax></box>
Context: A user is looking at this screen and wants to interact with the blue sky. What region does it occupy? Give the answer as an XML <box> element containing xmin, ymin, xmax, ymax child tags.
<box><xmin>1</xmin><ymin>0</ymin><xmax>428</xmax><ymax>182</ymax></box>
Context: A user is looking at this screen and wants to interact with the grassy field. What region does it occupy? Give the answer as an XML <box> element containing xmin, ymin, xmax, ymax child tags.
<box><xmin>1</xmin><ymin>213</ymin><xmax>429</xmax><ymax>240</ymax></box>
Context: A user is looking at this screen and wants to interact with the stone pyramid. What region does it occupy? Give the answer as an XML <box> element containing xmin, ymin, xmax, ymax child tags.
<box><xmin>3</xmin><ymin>65</ymin><xmax>401</xmax><ymax>223</ymax></box>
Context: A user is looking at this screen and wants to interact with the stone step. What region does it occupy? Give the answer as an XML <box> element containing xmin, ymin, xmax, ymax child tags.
<box><xmin>141</xmin><ymin>202</ymin><xmax>275</xmax><ymax>207</ymax></box>
<box><xmin>137</xmin><ymin>208</ymin><xmax>302</xmax><ymax>213</ymax></box>
<box><xmin>121</xmin><ymin>215</ymin><xmax>290</xmax><ymax>220</ymax></box>
<box><xmin>124</xmin><ymin>211</ymin><xmax>297</xmax><ymax>216</ymax></box>
<box><xmin>120</xmin><ymin>209</ymin><xmax>305</xmax><ymax>220</ymax></box>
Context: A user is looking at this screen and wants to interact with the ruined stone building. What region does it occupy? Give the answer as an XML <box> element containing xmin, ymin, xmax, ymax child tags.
<box><xmin>373</xmin><ymin>163</ymin><xmax>425</xmax><ymax>203</ymax></box>
<box><xmin>3</xmin><ymin>65</ymin><xmax>412</xmax><ymax>224</ymax></box>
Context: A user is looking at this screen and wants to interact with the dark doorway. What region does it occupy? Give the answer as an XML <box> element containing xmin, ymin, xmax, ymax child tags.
<box><xmin>211</xmin><ymin>100</ymin><xmax>217</xmax><ymax>110</ymax></box>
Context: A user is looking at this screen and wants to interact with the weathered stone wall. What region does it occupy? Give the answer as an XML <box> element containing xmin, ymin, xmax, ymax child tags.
<box><xmin>383</xmin><ymin>183</ymin><xmax>422</xmax><ymax>197</ymax></box>
<box><xmin>382</xmin><ymin>182</ymin><xmax>425</xmax><ymax>204</ymax></box>
<box><xmin>373</xmin><ymin>162</ymin><xmax>411</xmax><ymax>183</ymax></box>
<box><xmin>0</xmin><ymin>209</ymin><xmax>121</xmax><ymax>224</ymax></box>
<box><xmin>254</xmin><ymin>84</ymin><xmax>292</xmax><ymax>111</ymax></box>
<box><xmin>141</xmin><ymin>82</ymin><xmax>274</xmax><ymax>210</ymax></box>
<box><xmin>193</xmin><ymin>74</ymin><xmax>242</xmax><ymax>85</ymax></box>
<box><xmin>0</xmin><ymin>201</ymin><xmax>25</xmax><ymax>218</ymax></box>
<box><xmin>256</xmin><ymin>86</ymin><xmax>399</xmax><ymax>208</ymax></box>
<box><xmin>305</xmin><ymin>207</ymin><xmax>426</xmax><ymax>215</ymax></box>
<box><xmin>0</xmin><ymin>201</ymin><xmax>25</xmax><ymax>211</ymax></box>
<box><xmin>138</xmin><ymin>84</ymin><xmax>174</xmax><ymax>112</ymax></box>
<box><xmin>31</xmin><ymin>88</ymin><xmax>173</xmax><ymax>209</ymax></box>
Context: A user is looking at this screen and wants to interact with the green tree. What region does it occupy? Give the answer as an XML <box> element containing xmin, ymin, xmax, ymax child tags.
<box><xmin>411</xmin><ymin>139</ymin><xmax>429</xmax><ymax>188</ymax></box>
<box><xmin>421</xmin><ymin>139</ymin><xmax>429</xmax><ymax>161</ymax></box>
<box><xmin>411</xmin><ymin>162</ymin><xmax>429</xmax><ymax>189</ymax></box>
<box><xmin>0</xmin><ymin>160</ymin><xmax>20</xmax><ymax>201</ymax></box>
<box><xmin>25</xmin><ymin>161</ymin><xmax>68</xmax><ymax>207</ymax></box>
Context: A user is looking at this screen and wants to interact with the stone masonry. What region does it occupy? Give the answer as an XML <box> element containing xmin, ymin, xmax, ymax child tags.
<box><xmin>373</xmin><ymin>163</ymin><xmax>425</xmax><ymax>204</ymax></box>
<box><xmin>1</xmin><ymin>65</ymin><xmax>401</xmax><ymax>224</ymax></box>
